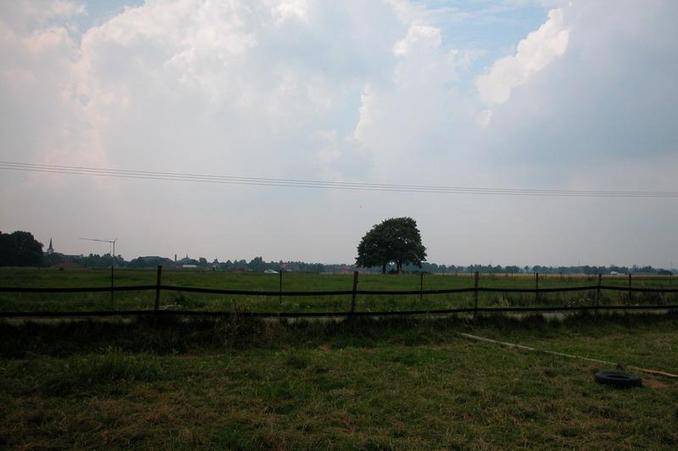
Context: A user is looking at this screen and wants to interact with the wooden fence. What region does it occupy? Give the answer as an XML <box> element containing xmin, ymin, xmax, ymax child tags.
<box><xmin>0</xmin><ymin>267</ymin><xmax>677</xmax><ymax>318</ymax></box>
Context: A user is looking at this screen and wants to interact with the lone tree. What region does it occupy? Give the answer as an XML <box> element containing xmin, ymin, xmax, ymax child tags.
<box><xmin>356</xmin><ymin>217</ymin><xmax>427</xmax><ymax>273</ymax></box>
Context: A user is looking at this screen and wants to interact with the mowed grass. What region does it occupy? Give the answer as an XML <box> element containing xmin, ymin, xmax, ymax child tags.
<box><xmin>1</xmin><ymin>314</ymin><xmax>677</xmax><ymax>449</ymax></box>
<box><xmin>0</xmin><ymin>267</ymin><xmax>677</xmax><ymax>313</ymax></box>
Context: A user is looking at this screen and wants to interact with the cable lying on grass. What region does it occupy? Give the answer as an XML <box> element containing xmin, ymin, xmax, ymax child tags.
<box><xmin>458</xmin><ymin>332</ymin><xmax>678</xmax><ymax>379</ymax></box>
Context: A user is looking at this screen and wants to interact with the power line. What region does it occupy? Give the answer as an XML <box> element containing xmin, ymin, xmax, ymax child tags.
<box><xmin>1</xmin><ymin>160</ymin><xmax>677</xmax><ymax>198</ymax></box>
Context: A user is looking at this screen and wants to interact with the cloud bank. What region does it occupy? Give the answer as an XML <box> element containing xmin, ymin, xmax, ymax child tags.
<box><xmin>1</xmin><ymin>0</ymin><xmax>677</xmax><ymax>267</ymax></box>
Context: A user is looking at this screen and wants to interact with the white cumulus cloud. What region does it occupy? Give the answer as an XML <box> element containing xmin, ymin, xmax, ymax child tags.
<box><xmin>392</xmin><ymin>24</ymin><xmax>441</xmax><ymax>56</ymax></box>
<box><xmin>271</xmin><ymin>0</ymin><xmax>309</xmax><ymax>24</ymax></box>
<box><xmin>476</xmin><ymin>7</ymin><xmax>569</xmax><ymax>106</ymax></box>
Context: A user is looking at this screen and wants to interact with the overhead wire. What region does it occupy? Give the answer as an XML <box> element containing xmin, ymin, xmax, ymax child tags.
<box><xmin>1</xmin><ymin>160</ymin><xmax>677</xmax><ymax>198</ymax></box>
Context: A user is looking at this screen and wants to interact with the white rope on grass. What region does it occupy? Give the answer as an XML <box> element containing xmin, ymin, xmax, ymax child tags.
<box><xmin>458</xmin><ymin>332</ymin><xmax>678</xmax><ymax>379</ymax></box>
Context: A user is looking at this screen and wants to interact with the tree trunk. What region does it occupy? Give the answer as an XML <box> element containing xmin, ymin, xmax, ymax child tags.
<box><xmin>382</xmin><ymin>262</ymin><xmax>386</xmax><ymax>274</ymax></box>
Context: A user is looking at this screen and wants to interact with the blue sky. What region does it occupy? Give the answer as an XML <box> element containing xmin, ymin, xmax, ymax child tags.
<box><xmin>413</xmin><ymin>1</ymin><xmax>549</xmax><ymax>70</ymax></box>
<box><xmin>1</xmin><ymin>0</ymin><xmax>677</xmax><ymax>267</ymax></box>
<box><xmin>78</xmin><ymin>0</ymin><xmax>142</xmax><ymax>25</ymax></box>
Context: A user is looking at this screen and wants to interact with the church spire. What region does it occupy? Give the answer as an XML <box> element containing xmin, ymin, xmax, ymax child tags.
<box><xmin>47</xmin><ymin>238</ymin><xmax>54</xmax><ymax>254</ymax></box>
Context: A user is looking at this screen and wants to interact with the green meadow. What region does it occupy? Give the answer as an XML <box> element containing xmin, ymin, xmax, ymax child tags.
<box><xmin>0</xmin><ymin>268</ymin><xmax>676</xmax><ymax>314</ymax></box>
<box><xmin>1</xmin><ymin>314</ymin><xmax>677</xmax><ymax>449</ymax></box>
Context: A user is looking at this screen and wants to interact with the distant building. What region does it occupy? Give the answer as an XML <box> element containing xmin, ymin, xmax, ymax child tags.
<box><xmin>46</xmin><ymin>238</ymin><xmax>54</xmax><ymax>255</ymax></box>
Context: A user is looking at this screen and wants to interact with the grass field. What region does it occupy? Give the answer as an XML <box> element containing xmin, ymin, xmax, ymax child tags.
<box><xmin>1</xmin><ymin>314</ymin><xmax>677</xmax><ymax>449</ymax></box>
<box><xmin>1</xmin><ymin>268</ymin><xmax>677</xmax><ymax>314</ymax></box>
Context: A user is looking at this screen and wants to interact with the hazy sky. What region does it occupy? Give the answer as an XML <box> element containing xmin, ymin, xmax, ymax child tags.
<box><xmin>1</xmin><ymin>0</ymin><xmax>677</xmax><ymax>267</ymax></box>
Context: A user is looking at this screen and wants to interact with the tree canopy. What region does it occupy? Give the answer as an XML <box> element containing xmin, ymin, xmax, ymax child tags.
<box><xmin>355</xmin><ymin>217</ymin><xmax>427</xmax><ymax>273</ymax></box>
<box><xmin>0</xmin><ymin>231</ymin><xmax>43</xmax><ymax>266</ymax></box>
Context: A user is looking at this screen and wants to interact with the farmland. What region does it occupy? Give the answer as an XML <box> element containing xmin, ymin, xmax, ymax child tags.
<box><xmin>1</xmin><ymin>269</ymin><xmax>677</xmax><ymax>448</ymax></box>
<box><xmin>0</xmin><ymin>267</ymin><xmax>676</xmax><ymax>315</ymax></box>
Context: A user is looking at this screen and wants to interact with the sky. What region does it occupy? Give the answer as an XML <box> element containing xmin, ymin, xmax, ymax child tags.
<box><xmin>1</xmin><ymin>0</ymin><xmax>677</xmax><ymax>268</ymax></box>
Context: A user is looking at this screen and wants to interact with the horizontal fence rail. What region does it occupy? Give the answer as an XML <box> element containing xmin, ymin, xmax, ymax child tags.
<box><xmin>1</xmin><ymin>285</ymin><xmax>678</xmax><ymax>295</ymax></box>
<box><xmin>0</xmin><ymin>266</ymin><xmax>677</xmax><ymax>318</ymax></box>
<box><xmin>2</xmin><ymin>305</ymin><xmax>678</xmax><ymax>319</ymax></box>
<box><xmin>0</xmin><ymin>285</ymin><xmax>157</xmax><ymax>294</ymax></box>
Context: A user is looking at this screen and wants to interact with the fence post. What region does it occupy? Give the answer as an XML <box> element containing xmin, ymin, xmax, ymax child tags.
<box><xmin>628</xmin><ymin>273</ymin><xmax>633</xmax><ymax>303</ymax></box>
<box><xmin>419</xmin><ymin>272</ymin><xmax>424</xmax><ymax>303</ymax></box>
<box><xmin>110</xmin><ymin>264</ymin><xmax>115</xmax><ymax>307</ymax></box>
<box><xmin>474</xmin><ymin>271</ymin><xmax>479</xmax><ymax>314</ymax></box>
<box><xmin>279</xmin><ymin>269</ymin><xmax>283</xmax><ymax>307</ymax></box>
<box><xmin>535</xmin><ymin>272</ymin><xmax>539</xmax><ymax>304</ymax></box>
<box><xmin>350</xmin><ymin>271</ymin><xmax>359</xmax><ymax>315</ymax></box>
<box><xmin>154</xmin><ymin>265</ymin><xmax>162</xmax><ymax>313</ymax></box>
<box><xmin>595</xmin><ymin>273</ymin><xmax>602</xmax><ymax>312</ymax></box>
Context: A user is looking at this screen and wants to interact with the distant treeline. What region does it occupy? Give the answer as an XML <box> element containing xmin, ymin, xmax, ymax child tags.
<box><xmin>401</xmin><ymin>262</ymin><xmax>673</xmax><ymax>276</ymax></box>
<box><xmin>0</xmin><ymin>230</ymin><xmax>674</xmax><ymax>275</ymax></box>
<box><xmin>36</xmin><ymin>253</ymin><xmax>678</xmax><ymax>276</ymax></box>
<box><xmin>41</xmin><ymin>252</ymin><xmax>343</xmax><ymax>273</ymax></box>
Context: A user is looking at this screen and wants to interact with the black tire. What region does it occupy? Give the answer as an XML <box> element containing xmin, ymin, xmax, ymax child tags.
<box><xmin>594</xmin><ymin>369</ymin><xmax>642</xmax><ymax>388</ymax></box>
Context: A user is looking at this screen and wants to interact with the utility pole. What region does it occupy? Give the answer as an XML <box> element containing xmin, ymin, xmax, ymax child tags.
<box><xmin>80</xmin><ymin>237</ymin><xmax>118</xmax><ymax>306</ymax></box>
